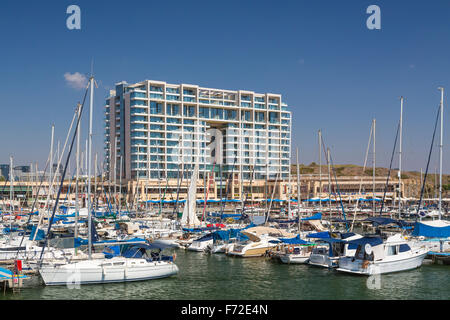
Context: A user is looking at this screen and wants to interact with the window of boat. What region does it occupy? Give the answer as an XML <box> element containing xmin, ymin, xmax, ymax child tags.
<box><xmin>101</xmin><ymin>263</ymin><xmax>112</xmax><ymax>267</ymax></box>
<box><xmin>113</xmin><ymin>262</ymin><xmax>125</xmax><ymax>266</ymax></box>
<box><xmin>386</xmin><ymin>245</ymin><xmax>398</xmax><ymax>256</ymax></box>
<box><xmin>399</xmin><ymin>244</ymin><xmax>411</xmax><ymax>253</ymax></box>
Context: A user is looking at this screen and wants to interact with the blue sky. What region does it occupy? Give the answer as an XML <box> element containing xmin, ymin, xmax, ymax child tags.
<box><xmin>1</xmin><ymin>1</ymin><xmax>450</xmax><ymax>173</ymax></box>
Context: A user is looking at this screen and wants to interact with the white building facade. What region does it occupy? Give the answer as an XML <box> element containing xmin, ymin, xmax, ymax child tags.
<box><xmin>104</xmin><ymin>80</ymin><xmax>291</xmax><ymax>185</ymax></box>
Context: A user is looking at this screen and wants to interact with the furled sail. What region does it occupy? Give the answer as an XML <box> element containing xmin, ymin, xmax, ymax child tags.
<box><xmin>181</xmin><ymin>163</ymin><xmax>201</xmax><ymax>227</ymax></box>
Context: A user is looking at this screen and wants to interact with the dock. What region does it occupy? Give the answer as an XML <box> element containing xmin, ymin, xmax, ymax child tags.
<box><xmin>428</xmin><ymin>251</ymin><xmax>450</xmax><ymax>265</ymax></box>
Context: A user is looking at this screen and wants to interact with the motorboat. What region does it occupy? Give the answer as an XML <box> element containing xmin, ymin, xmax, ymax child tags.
<box><xmin>226</xmin><ymin>226</ymin><xmax>294</xmax><ymax>258</ymax></box>
<box><xmin>337</xmin><ymin>233</ymin><xmax>428</xmax><ymax>275</ymax></box>
<box><xmin>187</xmin><ymin>233</ymin><xmax>214</xmax><ymax>252</ymax></box>
<box><xmin>307</xmin><ymin>232</ymin><xmax>363</xmax><ymax>268</ymax></box>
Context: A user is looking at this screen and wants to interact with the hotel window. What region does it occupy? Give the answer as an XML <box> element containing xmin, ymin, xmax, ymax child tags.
<box><xmin>131</xmin><ymin>99</ymin><xmax>146</xmax><ymax>106</ymax></box>
<box><xmin>150</xmin><ymin>124</ymin><xmax>163</xmax><ymax>130</ymax></box>
<box><xmin>150</xmin><ymin>93</ymin><xmax>163</xmax><ymax>99</ymax></box>
<box><xmin>199</xmin><ymin>107</ymin><xmax>210</xmax><ymax>119</ymax></box>
<box><xmin>166</xmin><ymin>95</ymin><xmax>179</xmax><ymax>101</ymax></box>
<box><xmin>225</xmin><ymin>110</ymin><xmax>237</xmax><ymax>120</ymax></box>
<box><xmin>150</xmin><ymin>85</ymin><xmax>163</xmax><ymax>92</ymax></box>
<box><xmin>256</xmin><ymin>112</ymin><xmax>265</xmax><ymax>122</ymax></box>
<box><xmin>210</xmin><ymin>108</ymin><xmax>223</xmax><ymax>120</ymax></box>
<box><xmin>241</xmin><ymin>111</ymin><xmax>251</xmax><ymax>122</ymax></box>
<box><xmin>183</xmin><ymin>106</ymin><xmax>195</xmax><ymax>117</ymax></box>
<box><xmin>150</xmin><ymin>102</ymin><xmax>163</xmax><ymax>115</ymax></box>
<box><xmin>150</xmin><ymin>116</ymin><xmax>163</xmax><ymax>123</ymax></box>
<box><xmin>166</xmin><ymin>87</ymin><xmax>179</xmax><ymax>94</ymax></box>
<box><xmin>183</xmin><ymin>89</ymin><xmax>195</xmax><ymax>95</ymax></box>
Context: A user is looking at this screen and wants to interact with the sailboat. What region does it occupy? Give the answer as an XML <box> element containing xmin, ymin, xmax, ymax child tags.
<box><xmin>411</xmin><ymin>88</ymin><xmax>450</xmax><ymax>253</ymax></box>
<box><xmin>39</xmin><ymin>74</ymin><xmax>179</xmax><ymax>285</ymax></box>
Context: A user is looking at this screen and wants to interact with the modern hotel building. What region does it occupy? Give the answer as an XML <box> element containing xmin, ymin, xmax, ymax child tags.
<box><xmin>104</xmin><ymin>80</ymin><xmax>291</xmax><ymax>200</ymax></box>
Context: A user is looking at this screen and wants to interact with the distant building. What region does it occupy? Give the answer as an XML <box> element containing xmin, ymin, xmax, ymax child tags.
<box><xmin>0</xmin><ymin>164</ymin><xmax>9</xmax><ymax>180</ymax></box>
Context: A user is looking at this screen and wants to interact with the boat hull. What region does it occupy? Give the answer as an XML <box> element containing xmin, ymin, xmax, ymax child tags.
<box><xmin>337</xmin><ymin>252</ymin><xmax>428</xmax><ymax>275</ymax></box>
<box><xmin>39</xmin><ymin>259</ymin><xmax>179</xmax><ymax>286</ymax></box>
<box><xmin>279</xmin><ymin>254</ymin><xmax>310</xmax><ymax>264</ymax></box>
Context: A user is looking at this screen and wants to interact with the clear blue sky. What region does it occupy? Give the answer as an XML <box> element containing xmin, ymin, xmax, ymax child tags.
<box><xmin>1</xmin><ymin>0</ymin><xmax>449</xmax><ymax>174</ymax></box>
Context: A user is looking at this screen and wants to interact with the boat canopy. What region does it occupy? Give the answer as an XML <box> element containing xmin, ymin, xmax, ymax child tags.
<box><xmin>301</xmin><ymin>212</ymin><xmax>322</xmax><ymax>221</ymax></box>
<box><xmin>344</xmin><ymin>236</ymin><xmax>383</xmax><ymax>247</ymax></box>
<box><xmin>279</xmin><ymin>235</ymin><xmax>315</xmax><ymax>245</ymax></box>
<box><xmin>411</xmin><ymin>220</ymin><xmax>450</xmax><ymax>238</ymax></box>
<box><xmin>364</xmin><ymin>217</ymin><xmax>413</xmax><ymax>228</ymax></box>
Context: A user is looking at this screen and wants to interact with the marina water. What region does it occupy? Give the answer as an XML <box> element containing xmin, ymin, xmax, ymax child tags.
<box><xmin>1</xmin><ymin>249</ymin><xmax>449</xmax><ymax>300</ymax></box>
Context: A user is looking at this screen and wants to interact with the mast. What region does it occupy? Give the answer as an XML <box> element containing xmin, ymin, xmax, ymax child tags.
<box><xmin>372</xmin><ymin>118</ymin><xmax>376</xmax><ymax>216</ymax></box>
<box><xmin>87</xmin><ymin>75</ymin><xmax>94</xmax><ymax>259</ymax></box>
<box><xmin>94</xmin><ymin>152</ymin><xmax>98</xmax><ymax>213</ymax></box>
<box><xmin>119</xmin><ymin>155</ymin><xmax>122</xmax><ymax>217</ymax></box>
<box><xmin>49</xmin><ymin>125</ymin><xmax>54</xmax><ymax>207</ymax></box>
<box><xmin>398</xmin><ymin>97</ymin><xmax>404</xmax><ymax>219</ymax></box>
<box><xmin>9</xmin><ymin>156</ymin><xmax>13</xmax><ymax>243</ymax></box>
<box><xmin>318</xmin><ymin>129</ymin><xmax>322</xmax><ymax>211</ymax></box>
<box><xmin>74</xmin><ymin>103</ymin><xmax>81</xmax><ymax>254</ymax></box>
<box><xmin>296</xmin><ymin>148</ymin><xmax>301</xmax><ymax>232</ymax></box>
<box><xmin>327</xmin><ymin>148</ymin><xmax>332</xmax><ymax>218</ymax></box>
<box><xmin>438</xmin><ymin>87</ymin><xmax>444</xmax><ymax>220</ymax></box>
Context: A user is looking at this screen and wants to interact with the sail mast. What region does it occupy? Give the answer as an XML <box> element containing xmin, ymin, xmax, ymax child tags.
<box><xmin>438</xmin><ymin>87</ymin><xmax>444</xmax><ymax>221</ymax></box>
<box><xmin>296</xmin><ymin>148</ymin><xmax>301</xmax><ymax>232</ymax></box>
<box><xmin>372</xmin><ymin>118</ymin><xmax>376</xmax><ymax>217</ymax></box>
<box><xmin>318</xmin><ymin>129</ymin><xmax>322</xmax><ymax>211</ymax></box>
<box><xmin>398</xmin><ymin>97</ymin><xmax>404</xmax><ymax>219</ymax></box>
<box><xmin>87</xmin><ymin>75</ymin><xmax>94</xmax><ymax>259</ymax></box>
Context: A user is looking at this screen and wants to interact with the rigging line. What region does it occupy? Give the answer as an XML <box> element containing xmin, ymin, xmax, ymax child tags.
<box><xmin>351</xmin><ymin>122</ymin><xmax>374</xmax><ymax>231</ymax></box>
<box><xmin>416</xmin><ymin>104</ymin><xmax>441</xmax><ymax>220</ymax></box>
<box><xmin>327</xmin><ymin>149</ymin><xmax>350</xmax><ymax>232</ymax></box>
<box><xmin>318</xmin><ymin>134</ymin><xmax>332</xmax><ymax>217</ymax></box>
<box><xmin>33</xmin><ymin>106</ymin><xmax>79</xmax><ymax>241</ymax></box>
<box><xmin>379</xmin><ymin>121</ymin><xmax>400</xmax><ymax>216</ymax></box>
<box><xmin>221</xmin><ymin>157</ymin><xmax>237</xmax><ymax>216</ymax></box>
<box><xmin>15</xmin><ymin>157</ymin><xmax>51</xmax><ymax>256</ymax></box>
<box><xmin>38</xmin><ymin>84</ymin><xmax>89</xmax><ymax>265</ymax></box>
<box><xmin>319</xmin><ymin>134</ymin><xmax>349</xmax><ymax>231</ymax></box>
<box><xmin>173</xmin><ymin>164</ymin><xmax>187</xmax><ymax>218</ymax></box>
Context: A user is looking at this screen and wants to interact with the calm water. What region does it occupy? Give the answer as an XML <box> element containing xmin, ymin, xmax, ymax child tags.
<box><xmin>1</xmin><ymin>249</ymin><xmax>449</xmax><ymax>300</ymax></box>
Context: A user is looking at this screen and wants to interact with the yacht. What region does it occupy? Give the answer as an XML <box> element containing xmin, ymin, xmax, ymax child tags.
<box><xmin>307</xmin><ymin>232</ymin><xmax>362</xmax><ymax>268</ymax></box>
<box><xmin>226</xmin><ymin>227</ymin><xmax>294</xmax><ymax>258</ymax></box>
<box><xmin>187</xmin><ymin>233</ymin><xmax>214</xmax><ymax>252</ymax></box>
<box><xmin>337</xmin><ymin>233</ymin><xmax>428</xmax><ymax>275</ymax></box>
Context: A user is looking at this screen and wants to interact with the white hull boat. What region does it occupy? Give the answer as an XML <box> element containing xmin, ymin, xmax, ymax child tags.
<box><xmin>337</xmin><ymin>234</ymin><xmax>428</xmax><ymax>275</ymax></box>
<box><xmin>39</xmin><ymin>257</ymin><xmax>179</xmax><ymax>285</ymax></box>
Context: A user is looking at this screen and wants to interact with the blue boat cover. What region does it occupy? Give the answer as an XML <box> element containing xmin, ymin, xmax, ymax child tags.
<box><xmin>411</xmin><ymin>221</ymin><xmax>450</xmax><ymax>238</ymax></box>
<box><xmin>29</xmin><ymin>226</ymin><xmax>45</xmax><ymax>240</ymax></box>
<box><xmin>301</xmin><ymin>212</ymin><xmax>322</xmax><ymax>221</ymax></box>
<box><xmin>344</xmin><ymin>236</ymin><xmax>383</xmax><ymax>247</ymax></box>
<box><xmin>279</xmin><ymin>235</ymin><xmax>314</xmax><ymax>245</ymax></box>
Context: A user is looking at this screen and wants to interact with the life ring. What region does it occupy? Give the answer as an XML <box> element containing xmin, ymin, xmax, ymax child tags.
<box><xmin>288</xmin><ymin>246</ymin><xmax>294</xmax><ymax>253</ymax></box>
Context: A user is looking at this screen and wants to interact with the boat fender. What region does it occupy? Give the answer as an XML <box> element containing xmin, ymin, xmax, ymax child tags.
<box><xmin>362</xmin><ymin>260</ymin><xmax>370</xmax><ymax>269</ymax></box>
<box><xmin>173</xmin><ymin>253</ymin><xmax>177</xmax><ymax>261</ymax></box>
